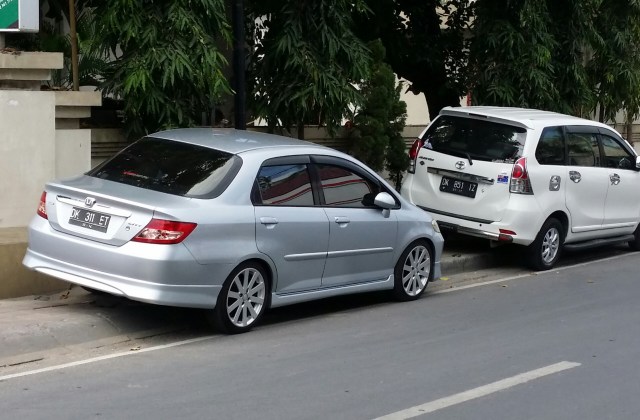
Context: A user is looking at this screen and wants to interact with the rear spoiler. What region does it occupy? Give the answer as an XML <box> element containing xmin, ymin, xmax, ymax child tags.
<box><xmin>438</xmin><ymin>108</ymin><xmax>533</xmax><ymax>130</ymax></box>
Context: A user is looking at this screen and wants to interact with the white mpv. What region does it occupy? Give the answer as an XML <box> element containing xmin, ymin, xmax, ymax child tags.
<box><xmin>401</xmin><ymin>106</ymin><xmax>640</xmax><ymax>270</ymax></box>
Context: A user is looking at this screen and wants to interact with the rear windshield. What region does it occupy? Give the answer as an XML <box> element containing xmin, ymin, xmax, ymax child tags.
<box><xmin>88</xmin><ymin>137</ymin><xmax>241</xmax><ymax>198</ymax></box>
<box><xmin>422</xmin><ymin>115</ymin><xmax>527</xmax><ymax>163</ymax></box>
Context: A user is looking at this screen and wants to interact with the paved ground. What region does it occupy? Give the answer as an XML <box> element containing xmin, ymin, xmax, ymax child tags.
<box><xmin>0</xmin><ymin>235</ymin><xmax>517</xmax><ymax>374</ymax></box>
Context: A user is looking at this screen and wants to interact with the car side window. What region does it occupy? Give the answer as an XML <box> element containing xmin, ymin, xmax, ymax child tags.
<box><xmin>255</xmin><ymin>164</ymin><xmax>314</xmax><ymax>206</ymax></box>
<box><xmin>315</xmin><ymin>164</ymin><xmax>379</xmax><ymax>208</ymax></box>
<box><xmin>535</xmin><ymin>127</ymin><xmax>565</xmax><ymax>165</ymax></box>
<box><xmin>600</xmin><ymin>134</ymin><xmax>635</xmax><ymax>170</ymax></box>
<box><xmin>567</xmin><ymin>133</ymin><xmax>600</xmax><ymax>167</ymax></box>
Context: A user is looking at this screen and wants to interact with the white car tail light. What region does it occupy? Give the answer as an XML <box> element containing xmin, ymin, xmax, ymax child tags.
<box><xmin>37</xmin><ymin>191</ymin><xmax>48</xmax><ymax>219</ymax></box>
<box><xmin>408</xmin><ymin>138</ymin><xmax>425</xmax><ymax>173</ymax></box>
<box><xmin>132</xmin><ymin>219</ymin><xmax>197</xmax><ymax>244</ymax></box>
<box><xmin>510</xmin><ymin>157</ymin><xmax>533</xmax><ymax>194</ymax></box>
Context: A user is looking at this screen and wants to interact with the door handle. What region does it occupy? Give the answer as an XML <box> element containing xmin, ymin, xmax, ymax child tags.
<box><xmin>334</xmin><ymin>216</ymin><xmax>350</xmax><ymax>226</ymax></box>
<box><xmin>610</xmin><ymin>173</ymin><xmax>621</xmax><ymax>185</ymax></box>
<box><xmin>569</xmin><ymin>171</ymin><xmax>581</xmax><ymax>183</ymax></box>
<box><xmin>259</xmin><ymin>217</ymin><xmax>278</xmax><ymax>225</ymax></box>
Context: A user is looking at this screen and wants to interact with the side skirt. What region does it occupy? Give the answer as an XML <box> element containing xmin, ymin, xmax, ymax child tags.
<box><xmin>563</xmin><ymin>234</ymin><xmax>634</xmax><ymax>251</ymax></box>
<box><xmin>270</xmin><ymin>276</ymin><xmax>393</xmax><ymax>309</ymax></box>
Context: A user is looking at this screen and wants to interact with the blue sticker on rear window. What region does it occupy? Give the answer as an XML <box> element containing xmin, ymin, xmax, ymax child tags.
<box><xmin>497</xmin><ymin>174</ymin><xmax>509</xmax><ymax>184</ymax></box>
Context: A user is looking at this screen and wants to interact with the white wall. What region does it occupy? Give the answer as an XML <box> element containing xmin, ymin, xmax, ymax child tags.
<box><xmin>0</xmin><ymin>91</ymin><xmax>56</xmax><ymax>228</ymax></box>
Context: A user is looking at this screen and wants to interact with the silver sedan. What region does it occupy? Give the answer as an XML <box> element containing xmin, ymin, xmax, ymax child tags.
<box><xmin>23</xmin><ymin>128</ymin><xmax>443</xmax><ymax>333</ymax></box>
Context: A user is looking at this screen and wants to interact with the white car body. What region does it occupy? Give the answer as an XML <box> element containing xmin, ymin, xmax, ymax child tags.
<box><xmin>401</xmin><ymin>106</ymin><xmax>640</xmax><ymax>269</ymax></box>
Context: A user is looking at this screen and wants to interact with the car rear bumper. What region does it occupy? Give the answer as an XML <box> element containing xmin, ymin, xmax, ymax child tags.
<box><xmin>22</xmin><ymin>217</ymin><xmax>228</xmax><ymax>308</ymax></box>
<box><xmin>429</xmin><ymin>199</ymin><xmax>545</xmax><ymax>246</ymax></box>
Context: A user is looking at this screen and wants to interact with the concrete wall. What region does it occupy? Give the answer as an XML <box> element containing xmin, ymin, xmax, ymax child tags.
<box><xmin>0</xmin><ymin>90</ymin><xmax>56</xmax><ymax>228</ymax></box>
<box><xmin>55</xmin><ymin>129</ymin><xmax>92</xmax><ymax>178</ymax></box>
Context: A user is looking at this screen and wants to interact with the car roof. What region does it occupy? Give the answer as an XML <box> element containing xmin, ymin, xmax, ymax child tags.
<box><xmin>439</xmin><ymin>106</ymin><xmax>610</xmax><ymax>130</ymax></box>
<box><xmin>150</xmin><ymin>128</ymin><xmax>322</xmax><ymax>154</ymax></box>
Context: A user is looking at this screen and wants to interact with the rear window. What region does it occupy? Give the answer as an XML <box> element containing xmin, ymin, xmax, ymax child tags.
<box><xmin>422</xmin><ymin>115</ymin><xmax>527</xmax><ymax>163</ymax></box>
<box><xmin>88</xmin><ymin>137</ymin><xmax>241</xmax><ymax>198</ymax></box>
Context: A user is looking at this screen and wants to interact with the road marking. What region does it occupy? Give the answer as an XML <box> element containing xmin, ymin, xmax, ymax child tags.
<box><xmin>434</xmin><ymin>252</ymin><xmax>635</xmax><ymax>295</ymax></box>
<box><xmin>374</xmin><ymin>361</ymin><xmax>581</xmax><ymax>419</ymax></box>
<box><xmin>0</xmin><ymin>335</ymin><xmax>216</xmax><ymax>382</ymax></box>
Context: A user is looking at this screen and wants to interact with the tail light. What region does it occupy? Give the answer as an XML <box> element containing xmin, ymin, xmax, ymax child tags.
<box><xmin>37</xmin><ymin>192</ymin><xmax>48</xmax><ymax>219</ymax></box>
<box><xmin>132</xmin><ymin>219</ymin><xmax>197</xmax><ymax>244</ymax></box>
<box><xmin>408</xmin><ymin>138</ymin><xmax>425</xmax><ymax>173</ymax></box>
<box><xmin>510</xmin><ymin>157</ymin><xmax>533</xmax><ymax>194</ymax></box>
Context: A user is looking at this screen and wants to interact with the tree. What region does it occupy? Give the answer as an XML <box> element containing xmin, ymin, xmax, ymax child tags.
<box><xmin>587</xmin><ymin>0</ymin><xmax>640</xmax><ymax>124</ymax></box>
<box><xmin>247</xmin><ymin>0</ymin><xmax>371</xmax><ymax>139</ymax></box>
<box><xmin>349</xmin><ymin>40</ymin><xmax>408</xmax><ymax>189</ymax></box>
<box><xmin>89</xmin><ymin>0</ymin><xmax>232</xmax><ymax>139</ymax></box>
<box><xmin>354</xmin><ymin>0</ymin><xmax>474</xmax><ymax>120</ymax></box>
<box><xmin>469</xmin><ymin>0</ymin><xmax>640</xmax><ymax>124</ymax></box>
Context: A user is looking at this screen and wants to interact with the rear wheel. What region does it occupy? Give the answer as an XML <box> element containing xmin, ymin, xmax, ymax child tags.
<box><xmin>393</xmin><ymin>240</ymin><xmax>433</xmax><ymax>301</ymax></box>
<box><xmin>210</xmin><ymin>262</ymin><xmax>269</xmax><ymax>334</ymax></box>
<box><xmin>526</xmin><ymin>218</ymin><xmax>563</xmax><ymax>270</ymax></box>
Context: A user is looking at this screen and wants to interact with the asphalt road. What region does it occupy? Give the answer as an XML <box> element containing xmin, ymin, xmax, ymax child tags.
<box><xmin>1</xmin><ymin>248</ymin><xmax>640</xmax><ymax>419</ymax></box>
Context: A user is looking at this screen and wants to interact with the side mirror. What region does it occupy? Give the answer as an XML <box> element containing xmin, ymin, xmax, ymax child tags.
<box><xmin>636</xmin><ymin>156</ymin><xmax>640</xmax><ymax>170</ymax></box>
<box><xmin>373</xmin><ymin>192</ymin><xmax>396</xmax><ymax>209</ymax></box>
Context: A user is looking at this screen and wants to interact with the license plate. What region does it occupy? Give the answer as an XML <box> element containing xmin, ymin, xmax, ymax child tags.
<box><xmin>69</xmin><ymin>207</ymin><xmax>111</xmax><ymax>233</ymax></box>
<box><xmin>439</xmin><ymin>176</ymin><xmax>477</xmax><ymax>198</ymax></box>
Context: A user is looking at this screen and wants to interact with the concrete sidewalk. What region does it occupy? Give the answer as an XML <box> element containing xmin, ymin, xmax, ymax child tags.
<box><xmin>0</xmin><ymin>235</ymin><xmax>515</xmax><ymax>374</ymax></box>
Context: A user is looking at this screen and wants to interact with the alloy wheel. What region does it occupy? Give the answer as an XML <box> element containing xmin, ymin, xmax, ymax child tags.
<box><xmin>401</xmin><ymin>245</ymin><xmax>431</xmax><ymax>297</ymax></box>
<box><xmin>226</xmin><ymin>267</ymin><xmax>266</xmax><ymax>328</ymax></box>
<box><xmin>541</xmin><ymin>227</ymin><xmax>560</xmax><ymax>264</ymax></box>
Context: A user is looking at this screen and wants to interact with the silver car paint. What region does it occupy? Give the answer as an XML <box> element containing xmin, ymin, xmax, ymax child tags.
<box><xmin>23</xmin><ymin>128</ymin><xmax>443</xmax><ymax>311</ymax></box>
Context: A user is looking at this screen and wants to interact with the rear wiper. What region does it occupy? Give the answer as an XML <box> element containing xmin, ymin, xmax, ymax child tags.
<box><xmin>465</xmin><ymin>152</ymin><xmax>473</xmax><ymax>166</ymax></box>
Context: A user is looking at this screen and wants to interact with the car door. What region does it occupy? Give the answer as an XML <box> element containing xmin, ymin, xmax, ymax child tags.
<box><xmin>253</xmin><ymin>156</ymin><xmax>329</xmax><ymax>293</ymax></box>
<box><xmin>312</xmin><ymin>156</ymin><xmax>398</xmax><ymax>287</ymax></box>
<box><xmin>598</xmin><ymin>131</ymin><xmax>640</xmax><ymax>229</ymax></box>
<box><xmin>564</xmin><ymin>127</ymin><xmax>608</xmax><ymax>233</ymax></box>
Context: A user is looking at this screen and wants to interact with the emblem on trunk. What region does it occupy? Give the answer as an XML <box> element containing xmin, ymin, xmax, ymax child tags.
<box><xmin>84</xmin><ymin>197</ymin><xmax>96</xmax><ymax>207</ymax></box>
<box><xmin>455</xmin><ymin>161</ymin><xmax>466</xmax><ymax>170</ymax></box>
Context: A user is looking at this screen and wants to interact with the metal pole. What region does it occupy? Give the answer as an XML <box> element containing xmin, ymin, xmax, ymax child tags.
<box><xmin>232</xmin><ymin>0</ymin><xmax>246</xmax><ymax>130</ymax></box>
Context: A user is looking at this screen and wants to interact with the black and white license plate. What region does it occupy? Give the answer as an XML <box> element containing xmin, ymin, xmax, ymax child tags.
<box><xmin>69</xmin><ymin>207</ymin><xmax>111</xmax><ymax>233</ymax></box>
<box><xmin>439</xmin><ymin>176</ymin><xmax>478</xmax><ymax>198</ymax></box>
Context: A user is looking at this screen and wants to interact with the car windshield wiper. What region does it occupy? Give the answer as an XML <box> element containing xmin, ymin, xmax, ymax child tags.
<box><xmin>465</xmin><ymin>152</ymin><xmax>473</xmax><ymax>166</ymax></box>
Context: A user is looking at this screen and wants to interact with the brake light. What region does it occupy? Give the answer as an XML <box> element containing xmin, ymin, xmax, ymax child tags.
<box><xmin>408</xmin><ymin>138</ymin><xmax>425</xmax><ymax>173</ymax></box>
<box><xmin>509</xmin><ymin>157</ymin><xmax>533</xmax><ymax>194</ymax></box>
<box><xmin>37</xmin><ymin>192</ymin><xmax>48</xmax><ymax>219</ymax></box>
<box><xmin>132</xmin><ymin>219</ymin><xmax>197</xmax><ymax>244</ymax></box>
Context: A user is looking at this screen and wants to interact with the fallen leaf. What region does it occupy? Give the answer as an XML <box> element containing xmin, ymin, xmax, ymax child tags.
<box><xmin>440</xmin><ymin>277</ymin><xmax>449</xmax><ymax>281</ymax></box>
<box><xmin>130</xmin><ymin>346</ymin><xmax>141</xmax><ymax>351</ymax></box>
<box><xmin>500</xmin><ymin>284</ymin><xmax>508</xmax><ymax>288</ymax></box>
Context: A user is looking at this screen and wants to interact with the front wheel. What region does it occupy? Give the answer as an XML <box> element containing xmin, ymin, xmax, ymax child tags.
<box><xmin>393</xmin><ymin>240</ymin><xmax>433</xmax><ymax>301</ymax></box>
<box><xmin>525</xmin><ymin>218</ymin><xmax>563</xmax><ymax>271</ymax></box>
<box><xmin>628</xmin><ymin>224</ymin><xmax>640</xmax><ymax>251</ymax></box>
<box><xmin>210</xmin><ymin>262</ymin><xmax>269</xmax><ymax>334</ymax></box>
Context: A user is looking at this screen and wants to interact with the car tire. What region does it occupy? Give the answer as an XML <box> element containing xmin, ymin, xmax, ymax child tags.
<box><xmin>628</xmin><ymin>224</ymin><xmax>640</xmax><ymax>251</ymax></box>
<box><xmin>210</xmin><ymin>262</ymin><xmax>269</xmax><ymax>334</ymax></box>
<box><xmin>526</xmin><ymin>218</ymin><xmax>563</xmax><ymax>271</ymax></box>
<box><xmin>392</xmin><ymin>240</ymin><xmax>433</xmax><ymax>301</ymax></box>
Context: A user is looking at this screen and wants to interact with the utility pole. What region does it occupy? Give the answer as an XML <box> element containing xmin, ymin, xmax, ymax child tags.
<box><xmin>232</xmin><ymin>0</ymin><xmax>246</xmax><ymax>130</ymax></box>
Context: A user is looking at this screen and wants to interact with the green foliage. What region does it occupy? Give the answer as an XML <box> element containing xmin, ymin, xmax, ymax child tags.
<box><xmin>349</xmin><ymin>40</ymin><xmax>408</xmax><ymax>187</ymax></box>
<box><xmin>6</xmin><ymin>1</ymin><xmax>108</xmax><ymax>89</ymax></box>
<box><xmin>470</xmin><ymin>0</ymin><xmax>640</xmax><ymax>123</ymax></box>
<box><xmin>354</xmin><ymin>1</ymin><xmax>474</xmax><ymax>119</ymax></box>
<box><xmin>89</xmin><ymin>0</ymin><xmax>232</xmax><ymax>139</ymax></box>
<box><xmin>248</xmin><ymin>0</ymin><xmax>372</xmax><ymax>138</ymax></box>
<box><xmin>587</xmin><ymin>0</ymin><xmax>640</xmax><ymax>122</ymax></box>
